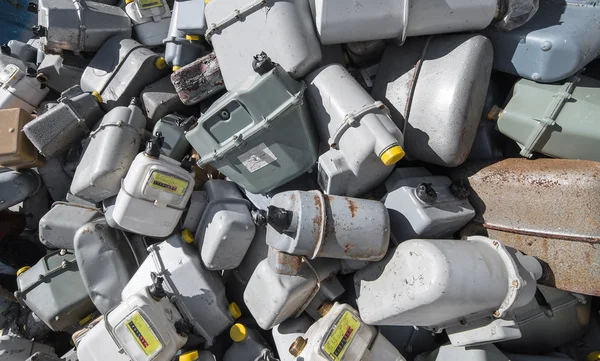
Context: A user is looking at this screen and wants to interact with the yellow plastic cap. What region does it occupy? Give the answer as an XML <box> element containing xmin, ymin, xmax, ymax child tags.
<box><xmin>229</xmin><ymin>302</ymin><xmax>242</xmax><ymax>319</ymax></box>
<box><xmin>380</xmin><ymin>145</ymin><xmax>405</xmax><ymax>166</ymax></box>
<box><xmin>16</xmin><ymin>266</ymin><xmax>30</xmax><ymax>276</ymax></box>
<box><xmin>125</xmin><ymin>0</ymin><xmax>134</xmax><ymax>4</ymax></box>
<box><xmin>185</xmin><ymin>35</ymin><xmax>200</xmax><ymax>41</ymax></box>
<box><xmin>230</xmin><ymin>323</ymin><xmax>247</xmax><ymax>342</ymax></box>
<box><xmin>179</xmin><ymin>350</ymin><xmax>199</xmax><ymax>361</ymax></box>
<box><xmin>204</xmin><ymin>0</ymin><xmax>210</xmax><ymax>3</ymax></box>
<box><xmin>155</xmin><ymin>57</ymin><xmax>167</xmax><ymax>70</ymax></box>
<box><xmin>181</xmin><ymin>229</ymin><xmax>194</xmax><ymax>244</ymax></box>
<box><xmin>91</xmin><ymin>91</ymin><xmax>103</xmax><ymax>103</ymax></box>
<box><xmin>587</xmin><ymin>352</ymin><xmax>600</xmax><ymax>361</ymax></box>
<box><xmin>172</xmin><ymin>66</ymin><xmax>181</xmax><ymax>72</ymax></box>
<box><xmin>79</xmin><ymin>314</ymin><xmax>94</xmax><ymax>326</ymax></box>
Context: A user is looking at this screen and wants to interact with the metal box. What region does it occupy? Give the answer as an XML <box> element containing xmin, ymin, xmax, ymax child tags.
<box><xmin>152</xmin><ymin>114</ymin><xmax>192</xmax><ymax>161</ymax></box>
<box><xmin>36</xmin><ymin>0</ymin><xmax>131</xmax><ymax>55</ymax></box>
<box><xmin>495</xmin><ymin>75</ymin><xmax>600</xmax><ymax>160</ymax></box>
<box><xmin>451</xmin><ymin>158</ymin><xmax>600</xmax><ymax>296</ymax></box>
<box><xmin>2</xmin><ymin>40</ymin><xmax>38</xmax><ymax>64</ymax></box>
<box><xmin>80</xmin><ymin>36</ymin><xmax>167</xmax><ymax>111</ymax></box>
<box><xmin>498</xmin><ymin>286</ymin><xmax>590</xmax><ymax>354</ymax></box>
<box><xmin>354</xmin><ymin>236</ymin><xmax>542</xmax><ymax>346</ymax></box>
<box><xmin>125</xmin><ymin>0</ymin><xmax>171</xmax><ymax>47</ymax></box>
<box><xmin>243</xmin><ymin>257</ymin><xmax>340</xmax><ymax>330</ymax></box>
<box><xmin>121</xmin><ymin>231</ymin><xmax>237</xmax><ymax>347</ymax></box>
<box><xmin>293</xmin><ymin>303</ymin><xmax>403</xmax><ymax>361</ymax></box>
<box><xmin>223</xmin><ymin>324</ymin><xmax>271</xmax><ymax>361</ymax></box>
<box><xmin>261</xmin><ymin>190</ymin><xmax>389</xmax><ymax>262</ymax></box>
<box><xmin>163</xmin><ymin>0</ymin><xmax>207</xmax><ymax>71</ymax></box>
<box><xmin>197</xmin><ymin>180</ymin><xmax>256</xmax><ymax>271</ymax></box>
<box><xmin>0</xmin><ymin>64</ymin><xmax>49</xmax><ymax>113</ymax></box>
<box><xmin>313</xmin><ymin>0</ymin><xmax>498</xmax><ymax>44</ymax></box>
<box><xmin>112</xmin><ymin>137</ymin><xmax>195</xmax><ymax>237</ymax></box>
<box><xmin>15</xmin><ymin>249</ymin><xmax>95</xmax><ymax>331</ymax></box>
<box><xmin>185</xmin><ymin>59</ymin><xmax>318</xmax><ymax>194</ymax></box>
<box><xmin>171</xmin><ymin>52</ymin><xmax>225</xmax><ymax>106</ymax></box>
<box><xmin>74</xmin><ymin>218</ymin><xmax>141</xmax><ymax>314</ymax></box>
<box><xmin>0</xmin><ymin>335</ymin><xmax>56</xmax><ymax>361</ymax></box>
<box><xmin>181</xmin><ymin>190</ymin><xmax>209</xmax><ymax>231</ymax></box>
<box><xmin>140</xmin><ymin>77</ymin><xmax>186</xmax><ymax>128</ymax></box>
<box><xmin>23</xmin><ymin>86</ymin><xmax>104</xmax><ymax>159</ymax></box>
<box><xmin>372</xmin><ymin>34</ymin><xmax>493</xmax><ymax>167</ymax></box>
<box><xmin>484</xmin><ymin>0</ymin><xmax>600</xmax><ymax>83</ymax></box>
<box><xmin>39</xmin><ymin>202</ymin><xmax>103</xmax><ymax>249</ymax></box>
<box><xmin>36</xmin><ymin>54</ymin><xmax>88</xmax><ymax>94</ymax></box>
<box><xmin>0</xmin><ymin>108</ymin><xmax>43</xmax><ymax>169</ymax></box>
<box><xmin>205</xmin><ymin>0</ymin><xmax>321</xmax><ymax>90</ymax></box>
<box><xmin>305</xmin><ymin>64</ymin><xmax>404</xmax><ymax>197</ymax></box>
<box><xmin>382</xmin><ymin>168</ymin><xmax>475</xmax><ymax>244</ymax></box>
<box><xmin>70</xmin><ymin>100</ymin><xmax>146</xmax><ymax>203</ymax></box>
<box><xmin>78</xmin><ymin>289</ymin><xmax>187</xmax><ymax>361</ymax></box>
<box><xmin>0</xmin><ymin>169</ymin><xmax>41</xmax><ymax>211</ymax></box>
<box><xmin>38</xmin><ymin>157</ymin><xmax>72</xmax><ymax>202</ymax></box>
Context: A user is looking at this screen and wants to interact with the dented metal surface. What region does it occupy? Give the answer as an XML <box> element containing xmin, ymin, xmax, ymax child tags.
<box><xmin>171</xmin><ymin>53</ymin><xmax>225</xmax><ymax>106</ymax></box>
<box><xmin>265</xmin><ymin>190</ymin><xmax>390</xmax><ymax>263</ymax></box>
<box><xmin>451</xmin><ymin>158</ymin><xmax>600</xmax><ymax>296</ymax></box>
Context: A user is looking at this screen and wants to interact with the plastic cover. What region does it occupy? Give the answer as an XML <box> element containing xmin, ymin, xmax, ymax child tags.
<box><xmin>495</xmin><ymin>0</ymin><xmax>539</xmax><ymax>31</ymax></box>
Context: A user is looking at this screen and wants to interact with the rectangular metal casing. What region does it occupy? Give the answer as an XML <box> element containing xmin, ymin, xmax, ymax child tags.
<box><xmin>140</xmin><ymin>77</ymin><xmax>186</xmax><ymax>127</ymax></box>
<box><xmin>171</xmin><ymin>52</ymin><xmax>225</xmax><ymax>106</ymax></box>
<box><xmin>185</xmin><ymin>65</ymin><xmax>318</xmax><ymax>194</ymax></box>
<box><xmin>496</xmin><ymin>76</ymin><xmax>600</xmax><ymax>161</ymax></box>
<box><xmin>452</xmin><ymin>158</ymin><xmax>600</xmax><ymax>296</ymax></box>
<box><xmin>36</xmin><ymin>54</ymin><xmax>88</xmax><ymax>94</ymax></box>
<box><xmin>80</xmin><ymin>36</ymin><xmax>167</xmax><ymax>111</ymax></box>
<box><xmin>37</xmin><ymin>0</ymin><xmax>131</xmax><ymax>55</ymax></box>
<box><xmin>0</xmin><ymin>108</ymin><xmax>43</xmax><ymax>168</ymax></box>
<box><xmin>483</xmin><ymin>0</ymin><xmax>600</xmax><ymax>83</ymax></box>
<box><xmin>383</xmin><ymin>168</ymin><xmax>475</xmax><ymax>244</ymax></box>
<box><xmin>372</xmin><ymin>34</ymin><xmax>493</xmax><ymax>167</ymax></box>
<box><xmin>38</xmin><ymin>202</ymin><xmax>103</xmax><ymax>250</ymax></box>
<box><xmin>204</xmin><ymin>0</ymin><xmax>321</xmax><ymax>90</ymax></box>
<box><xmin>121</xmin><ymin>232</ymin><xmax>233</xmax><ymax>346</ymax></box>
<box><xmin>23</xmin><ymin>86</ymin><xmax>104</xmax><ymax>158</ymax></box>
<box><xmin>15</xmin><ymin>250</ymin><xmax>95</xmax><ymax>331</ymax></box>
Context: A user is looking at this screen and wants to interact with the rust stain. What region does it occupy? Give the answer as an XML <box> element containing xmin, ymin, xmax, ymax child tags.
<box><xmin>344</xmin><ymin>244</ymin><xmax>353</xmax><ymax>253</ymax></box>
<box><xmin>344</xmin><ymin>197</ymin><xmax>358</xmax><ymax>218</ymax></box>
<box><xmin>80</xmin><ymin>227</ymin><xmax>92</xmax><ymax>235</ymax></box>
<box><xmin>312</xmin><ymin>194</ymin><xmax>323</xmax><ymax>239</ymax></box>
<box><xmin>277</xmin><ymin>252</ymin><xmax>302</xmax><ymax>274</ymax></box>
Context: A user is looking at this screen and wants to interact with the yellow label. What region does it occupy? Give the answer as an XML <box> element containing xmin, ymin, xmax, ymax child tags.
<box><xmin>148</xmin><ymin>171</ymin><xmax>189</xmax><ymax>196</ymax></box>
<box><xmin>126</xmin><ymin>312</ymin><xmax>162</xmax><ymax>357</ymax></box>
<box><xmin>138</xmin><ymin>0</ymin><xmax>162</xmax><ymax>9</ymax></box>
<box><xmin>321</xmin><ymin>311</ymin><xmax>361</xmax><ymax>361</ymax></box>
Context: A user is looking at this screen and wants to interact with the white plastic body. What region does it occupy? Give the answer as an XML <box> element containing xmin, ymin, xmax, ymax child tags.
<box><xmin>313</xmin><ymin>0</ymin><xmax>408</xmax><ymax>44</ymax></box>
<box><xmin>305</xmin><ymin>64</ymin><xmax>403</xmax><ymax>197</ymax></box>
<box><xmin>0</xmin><ymin>64</ymin><xmax>49</xmax><ymax>113</ymax></box>
<box><xmin>121</xmin><ymin>233</ymin><xmax>233</xmax><ymax>346</ymax></box>
<box><xmin>272</xmin><ymin>314</ymin><xmax>313</xmax><ymax>361</ymax></box>
<box><xmin>297</xmin><ymin>303</ymin><xmax>404</xmax><ymax>361</ymax></box>
<box><xmin>354</xmin><ymin>236</ymin><xmax>540</xmax><ymax>337</ymax></box>
<box><xmin>126</xmin><ymin>0</ymin><xmax>171</xmax><ymax>46</ymax></box>
<box><xmin>205</xmin><ymin>0</ymin><xmax>321</xmax><ymax>90</ymax></box>
<box><xmin>70</xmin><ymin>104</ymin><xmax>146</xmax><ymax>203</ymax></box>
<box><xmin>223</xmin><ymin>327</ymin><xmax>269</xmax><ymax>361</ymax></box>
<box><xmin>112</xmin><ymin>153</ymin><xmax>195</xmax><ymax>237</ymax></box>
<box><xmin>198</xmin><ymin>180</ymin><xmax>256</xmax><ymax>270</ymax></box>
<box><xmin>77</xmin><ymin>290</ymin><xmax>187</xmax><ymax>361</ymax></box>
<box><xmin>383</xmin><ymin>168</ymin><xmax>475</xmax><ymax>243</ymax></box>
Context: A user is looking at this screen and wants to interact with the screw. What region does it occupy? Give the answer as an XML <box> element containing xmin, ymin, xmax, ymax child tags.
<box><xmin>541</xmin><ymin>41</ymin><xmax>552</xmax><ymax>51</ymax></box>
<box><xmin>492</xmin><ymin>241</ymin><xmax>499</xmax><ymax>247</ymax></box>
<box><xmin>512</xmin><ymin>279</ymin><xmax>520</xmax><ymax>288</ymax></box>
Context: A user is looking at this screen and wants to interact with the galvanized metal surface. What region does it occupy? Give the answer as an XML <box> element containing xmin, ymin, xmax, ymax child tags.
<box><xmin>140</xmin><ymin>77</ymin><xmax>186</xmax><ymax>126</ymax></box>
<box><xmin>39</xmin><ymin>202</ymin><xmax>103</xmax><ymax>249</ymax></box>
<box><xmin>452</xmin><ymin>158</ymin><xmax>600</xmax><ymax>296</ymax></box>
<box><xmin>266</xmin><ymin>190</ymin><xmax>390</xmax><ymax>262</ymax></box>
<box><xmin>171</xmin><ymin>52</ymin><xmax>224</xmax><ymax>106</ymax></box>
<box><xmin>372</xmin><ymin>34</ymin><xmax>493</xmax><ymax>167</ymax></box>
<box><xmin>37</xmin><ymin>0</ymin><xmax>131</xmax><ymax>54</ymax></box>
